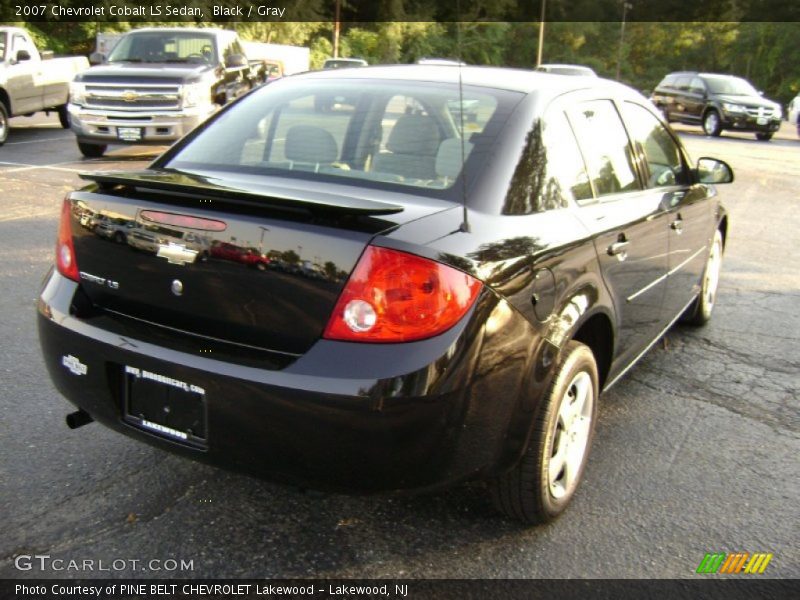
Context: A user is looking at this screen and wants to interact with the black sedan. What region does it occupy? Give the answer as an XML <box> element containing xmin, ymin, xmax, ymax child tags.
<box><xmin>38</xmin><ymin>66</ymin><xmax>732</xmax><ymax>524</ymax></box>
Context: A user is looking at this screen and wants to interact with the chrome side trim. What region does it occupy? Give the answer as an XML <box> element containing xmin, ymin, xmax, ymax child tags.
<box><xmin>626</xmin><ymin>244</ymin><xmax>707</xmax><ymax>303</ymax></box>
<box><xmin>626</xmin><ymin>273</ymin><xmax>668</xmax><ymax>303</ymax></box>
<box><xmin>667</xmin><ymin>245</ymin><xmax>707</xmax><ymax>277</ymax></box>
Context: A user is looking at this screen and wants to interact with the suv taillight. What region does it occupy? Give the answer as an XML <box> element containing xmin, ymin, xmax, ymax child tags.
<box><xmin>323</xmin><ymin>246</ymin><xmax>481</xmax><ymax>343</ymax></box>
<box><xmin>56</xmin><ymin>198</ymin><xmax>79</xmax><ymax>281</ymax></box>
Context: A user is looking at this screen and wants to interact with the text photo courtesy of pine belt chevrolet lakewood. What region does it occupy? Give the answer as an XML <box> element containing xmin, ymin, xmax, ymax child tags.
<box><xmin>38</xmin><ymin>66</ymin><xmax>732</xmax><ymax>524</ymax></box>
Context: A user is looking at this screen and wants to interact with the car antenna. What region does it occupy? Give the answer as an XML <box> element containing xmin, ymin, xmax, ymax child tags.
<box><xmin>456</xmin><ymin>7</ymin><xmax>470</xmax><ymax>233</ymax></box>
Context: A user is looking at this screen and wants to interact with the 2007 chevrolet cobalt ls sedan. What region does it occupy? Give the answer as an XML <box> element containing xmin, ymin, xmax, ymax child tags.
<box><xmin>38</xmin><ymin>66</ymin><xmax>732</xmax><ymax>523</ymax></box>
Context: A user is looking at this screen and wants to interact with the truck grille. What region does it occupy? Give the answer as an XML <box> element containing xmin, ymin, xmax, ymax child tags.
<box><xmin>85</xmin><ymin>83</ymin><xmax>181</xmax><ymax>111</ymax></box>
<box><xmin>744</xmin><ymin>106</ymin><xmax>776</xmax><ymax>119</ymax></box>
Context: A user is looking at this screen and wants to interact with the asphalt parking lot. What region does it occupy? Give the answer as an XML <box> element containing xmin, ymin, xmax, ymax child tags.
<box><xmin>1</xmin><ymin>113</ymin><xmax>798</xmax><ymax>579</ymax></box>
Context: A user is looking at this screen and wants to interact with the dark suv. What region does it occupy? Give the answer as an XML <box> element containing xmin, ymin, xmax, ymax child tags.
<box><xmin>651</xmin><ymin>72</ymin><xmax>782</xmax><ymax>140</ymax></box>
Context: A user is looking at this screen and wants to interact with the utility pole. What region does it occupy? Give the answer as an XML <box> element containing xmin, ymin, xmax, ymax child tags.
<box><xmin>536</xmin><ymin>0</ymin><xmax>546</xmax><ymax>67</ymax></box>
<box><xmin>616</xmin><ymin>2</ymin><xmax>632</xmax><ymax>81</ymax></box>
<box><xmin>333</xmin><ymin>0</ymin><xmax>341</xmax><ymax>58</ymax></box>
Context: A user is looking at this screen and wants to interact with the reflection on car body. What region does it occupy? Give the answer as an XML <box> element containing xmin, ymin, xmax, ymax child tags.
<box><xmin>38</xmin><ymin>66</ymin><xmax>732</xmax><ymax>524</ymax></box>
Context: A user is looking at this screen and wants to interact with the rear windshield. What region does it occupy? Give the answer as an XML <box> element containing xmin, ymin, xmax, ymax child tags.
<box><xmin>108</xmin><ymin>31</ymin><xmax>217</xmax><ymax>64</ymax></box>
<box><xmin>165</xmin><ymin>77</ymin><xmax>522</xmax><ymax>198</ymax></box>
<box><xmin>702</xmin><ymin>75</ymin><xmax>758</xmax><ymax>96</ymax></box>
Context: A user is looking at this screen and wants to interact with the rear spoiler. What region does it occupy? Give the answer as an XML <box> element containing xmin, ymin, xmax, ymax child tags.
<box><xmin>79</xmin><ymin>169</ymin><xmax>405</xmax><ymax>216</ymax></box>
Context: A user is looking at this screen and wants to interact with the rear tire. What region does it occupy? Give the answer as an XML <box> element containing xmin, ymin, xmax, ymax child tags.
<box><xmin>57</xmin><ymin>105</ymin><xmax>71</xmax><ymax>129</ymax></box>
<box><xmin>755</xmin><ymin>132</ymin><xmax>773</xmax><ymax>141</ymax></box>
<box><xmin>703</xmin><ymin>110</ymin><xmax>722</xmax><ymax>137</ymax></box>
<box><xmin>490</xmin><ymin>341</ymin><xmax>598</xmax><ymax>524</ymax></box>
<box><xmin>78</xmin><ymin>142</ymin><xmax>106</xmax><ymax>158</ymax></box>
<box><xmin>683</xmin><ymin>229</ymin><xmax>724</xmax><ymax>326</ymax></box>
<box><xmin>0</xmin><ymin>102</ymin><xmax>9</xmax><ymax>146</ymax></box>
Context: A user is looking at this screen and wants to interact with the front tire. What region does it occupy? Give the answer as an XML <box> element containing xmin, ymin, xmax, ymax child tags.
<box><xmin>703</xmin><ymin>110</ymin><xmax>722</xmax><ymax>137</ymax></box>
<box><xmin>683</xmin><ymin>229</ymin><xmax>724</xmax><ymax>326</ymax></box>
<box><xmin>78</xmin><ymin>142</ymin><xmax>106</xmax><ymax>158</ymax></box>
<box><xmin>491</xmin><ymin>341</ymin><xmax>598</xmax><ymax>524</ymax></box>
<box><xmin>755</xmin><ymin>132</ymin><xmax>773</xmax><ymax>141</ymax></box>
<box><xmin>57</xmin><ymin>105</ymin><xmax>70</xmax><ymax>129</ymax></box>
<box><xmin>0</xmin><ymin>102</ymin><xmax>9</xmax><ymax>146</ymax></box>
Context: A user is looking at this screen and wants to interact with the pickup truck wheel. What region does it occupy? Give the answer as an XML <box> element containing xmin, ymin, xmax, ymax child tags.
<box><xmin>703</xmin><ymin>110</ymin><xmax>722</xmax><ymax>136</ymax></box>
<box><xmin>755</xmin><ymin>132</ymin><xmax>773</xmax><ymax>141</ymax></box>
<box><xmin>0</xmin><ymin>103</ymin><xmax>9</xmax><ymax>145</ymax></box>
<box><xmin>490</xmin><ymin>340</ymin><xmax>598</xmax><ymax>524</ymax></box>
<box><xmin>78</xmin><ymin>142</ymin><xmax>106</xmax><ymax>158</ymax></box>
<box><xmin>57</xmin><ymin>105</ymin><xmax>70</xmax><ymax>129</ymax></box>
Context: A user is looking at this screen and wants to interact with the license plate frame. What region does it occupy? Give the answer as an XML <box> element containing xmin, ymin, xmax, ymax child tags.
<box><xmin>756</xmin><ymin>117</ymin><xmax>767</xmax><ymax>126</ymax></box>
<box><xmin>117</xmin><ymin>127</ymin><xmax>143</xmax><ymax>142</ymax></box>
<box><xmin>122</xmin><ymin>366</ymin><xmax>207</xmax><ymax>449</ymax></box>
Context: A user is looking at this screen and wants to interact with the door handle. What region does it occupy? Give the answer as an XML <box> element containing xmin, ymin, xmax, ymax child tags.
<box><xmin>607</xmin><ymin>240</ymin><xmax>630</xmax><ymax>258</ymax></box>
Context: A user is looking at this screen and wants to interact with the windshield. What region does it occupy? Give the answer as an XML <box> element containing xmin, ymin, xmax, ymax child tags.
<box><xmin>165</xmin><ymin>77</ymin><xmax>521</xmax><ymax>197</ymax></box>
<box><xmin>108</xmin><ymin>31</ymin><xmax>216</xmax><ymax>64</ymax></box>
<box><xmin>703</xmin><ymin>75</ymin><xmax>759</xmax><ymax>96</ymax></box>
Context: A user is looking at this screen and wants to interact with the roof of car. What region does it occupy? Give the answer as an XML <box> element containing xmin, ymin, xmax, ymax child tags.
<box><xmin>297</xmin><ymin>64</ymin><xmax>629</xmax><ymax>97</ymax></box>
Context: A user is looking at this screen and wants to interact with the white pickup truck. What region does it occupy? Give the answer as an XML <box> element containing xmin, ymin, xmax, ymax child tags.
<box><xmin>0</xmin><ymin>27</ymin><xmax>89</xmax><ymax>145</ymax></box>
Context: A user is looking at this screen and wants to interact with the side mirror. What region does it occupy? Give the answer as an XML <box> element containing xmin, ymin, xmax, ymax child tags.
<box><xmin>696</xmin><ymin>157</ymin><xmax>734</xmax><ymax>184</ymax></box>
<box><xmin>16</xmin><ymin>49</ymin><xmax>31</xmax><ymax>62</ymax></box>
<box><xmin>89</xmin><ymin>52</ymin><xmax>105</xmax><ymax>65</ymax></box>
<box><xmin>225</xmin><ymin>53</ymin><xmax>247</xmax><ymax>69</ymax></box>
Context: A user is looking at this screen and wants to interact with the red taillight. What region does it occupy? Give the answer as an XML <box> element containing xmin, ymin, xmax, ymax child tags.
<box><xmin>56</xmin><ymin>198</ymin><xmax>79</xmax><ymax>281</ymax></box>
<box><xmin>323</xmin><ymin>246</ymin><xmax>482</xmax><ymax>343</ymax></box>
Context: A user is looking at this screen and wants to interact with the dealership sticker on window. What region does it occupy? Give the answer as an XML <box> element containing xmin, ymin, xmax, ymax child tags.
<box><xmin>62</xmin><ymin>355</ymin><xmax>87</xmax><ymax>376</ymax></box>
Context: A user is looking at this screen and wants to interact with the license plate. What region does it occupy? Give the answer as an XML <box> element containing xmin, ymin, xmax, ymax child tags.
<box><xmin>117</xmin><ymin>127</ymin><xmax>143</xmax><ymax>142</ymax></box>
<box><xmin>756</xmin><ymin>117</ymin><xmax>767</xmax><ymax>125</ymax></box>
<box><xmin>123</xmin><ymin>366</ymin><xmax>206</xmax><ymax>448</ymax></box>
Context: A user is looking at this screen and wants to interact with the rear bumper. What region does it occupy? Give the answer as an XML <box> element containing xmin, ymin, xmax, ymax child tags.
<box><xmin>68</xmin><ymin>103</ymin><xmax>215</xmax><ymax>145</ymax></box>
<box><xmin>37</xmin><ymin>269</ymin><xmax>543</xmax><ymax>493</ymax></box>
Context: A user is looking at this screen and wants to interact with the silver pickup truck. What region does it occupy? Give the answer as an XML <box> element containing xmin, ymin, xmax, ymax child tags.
<box><xmin>0</xmin><ymin>27</ymin><xmax>89</xmax><ymax>146</ymax></box>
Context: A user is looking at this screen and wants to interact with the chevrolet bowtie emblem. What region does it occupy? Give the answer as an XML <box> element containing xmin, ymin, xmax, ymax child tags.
<box><xmin>121</xmin><ymin>90</ymin><xmax>139</xmax><ymax>102</ymax></box>
<box><xmin>157</xmin><ymin>242</ymin><xmax>198</xmax><ymax>265</ymax></box>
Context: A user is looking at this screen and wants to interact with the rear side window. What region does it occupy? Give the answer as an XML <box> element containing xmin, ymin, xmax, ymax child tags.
<box><xmin>502</xmin><ymin>111</ymin><xmax>591</xmax><ymax>214</ymax></box>
<box><xmin>567</xmin><ymin>100</ymin><xmax>640</xmax><ymax>199</ymax></box>
<box><xmin>659</xmin><ymin>74</ymin><xmax>678</xmax><ymax>88</ymax></box>
<box><xmin>622</xmin><ymin>102</ymin><xmax>688</xmax><ymax>188</ymax></box>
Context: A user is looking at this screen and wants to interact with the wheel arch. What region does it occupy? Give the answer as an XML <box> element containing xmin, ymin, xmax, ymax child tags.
<box><xmin>570</xmin><ymin>311</ymin><xmax>615</xmax><ymax>391</ymax></box>
<box><xmin>718</xmin><ymin>215</ymin><xmax>729</xmax><ymax>250</ymax></box>
<box><xmin>0</xmin><ymin>87</ymin><xmax>10</xmax><ymax>113</ymax></box>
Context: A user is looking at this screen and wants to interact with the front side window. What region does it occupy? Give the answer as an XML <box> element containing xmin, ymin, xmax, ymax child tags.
<box><xmin>689</xmin><ymin>77</ymin><xmax>705</xmax><ymax>95</ymax></box>
<box><xmin>12</xmin><ymin>33</ymin><xmax>35</xmax><ymax>60</ymax></box>
<box><xmin>166</xmin><ymin>78</ymin><xmax>516</xmax><ymax>197</ymax></box>
<box><xmin>622</xmin><ymin>102</ymin><xmax>688</xmax><ymax>188</ymax></box>
<box><xmin>567</xmin><ymin>100</ymin><xmax>639</xmax><ymax>199</ymax></box>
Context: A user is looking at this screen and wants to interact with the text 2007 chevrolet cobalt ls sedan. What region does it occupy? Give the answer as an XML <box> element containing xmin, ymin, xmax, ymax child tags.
<box><xmin>38</xmin><ymin>66</ymin><xmax>732</xmax><ymax>523</ymax></box>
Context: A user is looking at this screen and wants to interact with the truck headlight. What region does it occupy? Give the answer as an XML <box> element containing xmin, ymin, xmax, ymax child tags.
<box><xmin>773</xmin><ymin>105</ymin><xmax>783</xmax><ymax>119</ymax></box>
<box><xmin>70</xmin><ymin>82</ymin><xmax>86</xmax><ymax>106</ymax></box>
<box><xmin>721</xmin><ymin>102</ymin><xmax>745</xmax><ymax>114</ymax></box>
<box><xmin>181</xmin><ymin>82</ymin><xmax>210</xmax><ymax>108</ymax></box>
